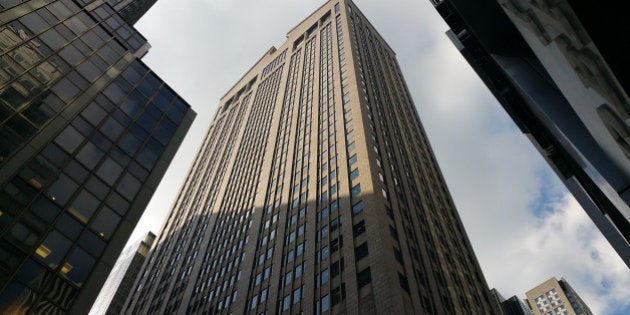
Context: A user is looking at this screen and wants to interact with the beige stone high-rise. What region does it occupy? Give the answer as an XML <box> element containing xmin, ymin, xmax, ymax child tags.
<box><xmin>525</xmin><ymin>277</ymin><xmax>592</xmax><ymax>315</ymax></box>
<box><xmin>123</xmin><ymin>1</ymin><xmax>494</xmax><ymax>314</ymax></box>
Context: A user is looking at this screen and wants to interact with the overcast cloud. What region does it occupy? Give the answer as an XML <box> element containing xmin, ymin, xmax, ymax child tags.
<box><xmin>106</xmin><ymin>0</ymin><xmax>630</xmax><ymax>314</ymax></box>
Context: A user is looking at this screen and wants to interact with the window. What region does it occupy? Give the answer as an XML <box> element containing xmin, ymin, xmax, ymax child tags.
<box><xmin>353</xmin><ymin>220</ymin><xmax>366</xmax><ymax>237</ymax></box>
<box><xmin>331</xmin><ymin>259</ymin><xmax>344</xmax><ymax>277</ymax></box>
<box><xmin>355</xmin><ymin>242</ymin><xmax>368</xmax><ymax>261</ymax></box>
<box><xmin>349</xmin><ymin>168</ymin><xmax>359</xmax><ymax>181</ymax></box>
<box><xmin>320</xmin><ymin>268</ymin><xmax>329</xmax><ymax>287</ymax></box>
<box><xmin>347</xmin><ymin>141</ymin><xmax>355</xmax><ymax>152</ymax></box>
<box><xmin>283</xmin><ymin>294</ymin><xmax>290</xmax><ymax>310</ymax></box>
<box><xmin>330</xmin><ymin>217</ymin><xmax>341</xmax><ymax>231</ymax></box>
<box><xmin>295</xmin><ymin>263</ymin><xmax>303</xmax><ymax>278</ymax></box>
<box><xmin>348</xmin><ymin>154</ymin><xmax>357</xmax><ymax>165</ymax></box>
<box><xmin>351</xmin><ymin>201</ymin><xmax>363</xmax><ymax>215</ymax></box>
<box><xmin>394</xmin><ymin>247</ymin><xmax>403</xmax><ymax>264</ymax></box>
<box><xmin>357</xmin><ymin>267</ymin><xmax>371</xmax><ymax>288</ymax></box>
<box><xmin>293</xmin><ymin>286</ymin><xmax>302</xmax><ymax>304</ymax></box>
<box><xmin>332</xmin><ymin>285</ymin><xmax>345</xmax><ymax>305</ymax></box>
<box><xmin>260</xmin><ymin>287</ymin><xmax>268</xmax><ymax>303</ymax></box>
<box><xmin>399</xmin><ymin>273</ymin><xmax>410</xmax><ymax>293</ymax></box>
<box><xmin>330</xmin><ymin>236</ymin><xmax>343</xmax><ymax>253</ymax></box>
<box><xmin>251</xmin><ymin>295</ymin><xmax>258</xmax><ymax>310</ymax></box>
<box><xmin>350</xmin><ymin>184</ymin><xmax>361</xmax><ymax>198</ymax></box>
<box><xmin>284</xmin><ymin>270</ymin><xmax>293</xmax><ymax>286</ymax></box>
<box><xmin>320</xmin><ymin>294</ymin><xmax>330</xmax><ymax>313</ymax></box>
<box><xmin>319</xmin><ymin>246</ymin><xmax>329</xmax><ymax>261</ymax></box>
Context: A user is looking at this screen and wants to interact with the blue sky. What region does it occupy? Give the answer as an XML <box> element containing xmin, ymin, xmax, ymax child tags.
<box><xmin>93</xmin><ymin>0</ymin><xmax>630</xmax><ymax>313</ymax></box>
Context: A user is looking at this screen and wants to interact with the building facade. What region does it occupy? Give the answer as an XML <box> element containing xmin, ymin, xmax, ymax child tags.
<box><xmin>490</xmin><ymin>288</ymin><xmax>534</xmax><ymax>315</ymax></box>
<box><xmin>89</xmin><ymin>232</ymin><xmax>155</xmax><ymax>315</ymax></box>
<box><xmin>0</xmin><ymin>0</ymin><xmax>195</xmax><ymax>313</ymax></box>
<box><xmin>123</xmin><ymin>1</ymin><xmax>494</xmax><ymax>314</ymax></box>
<box><xmin>429</xmin><ymin>0</ymin><xmax>630</xmax><ymax>267</ymax></box>
<box><xmin>525</xmin><ymin>277</ymin><xmax>592</xmax><ymax>315</ymax></box>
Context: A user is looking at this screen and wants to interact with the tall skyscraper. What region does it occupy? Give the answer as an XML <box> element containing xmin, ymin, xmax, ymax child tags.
<box><xmin>89</xmin><ymin>232</ymin><xmax>155</xmax><ymax>315</ymax></box>
<box><xmin>429</xmin><ymin>0</ymin><xmax>630</xmax><ymax>266</ymax></box>
<box><xmin>490</xmin><ymin>288</ymin><xmax>534</xmax><ymax>315</ymax></box>
<box><xmin>0</xmin><ymin>0</ymin><xmax>195</xmax><ymax>313</ymax></box>
<box><xmin>124</xmin><ymin>1</ymin><xmax>493</xmax><ymax>314</ymax></box>
<box><xmin>525</xmin><ymin>277</ymin><xmax>592</xmax><ymax>315</ymax></box>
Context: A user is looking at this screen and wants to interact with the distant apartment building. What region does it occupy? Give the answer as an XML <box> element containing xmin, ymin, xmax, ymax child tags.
<box><xmin>526</xmin><ymin>277</ymin><xmax>592</xmax><ymax>315</ymax></box>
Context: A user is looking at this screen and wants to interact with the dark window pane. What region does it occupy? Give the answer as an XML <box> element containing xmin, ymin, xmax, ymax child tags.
<box><xmin>357</xmin><ymin>267</ymin><xmax>371</xmax><ymax>288</ymax></box>
<box><xmin>96</xmin><ymin>158</ymin><xmax>123</xmax><ymax>185</ymax></box>
<box><xmin>41</xmin><ymin>143</ymin><xmax>68</xmax><ymax>167</ymax></box>
<box><xmin>106</xmin><ymin>192</ymin><xmax>129</xmax><ymax>216</ymax></box>
<box><xmin>63</xmin><ymin>247</ymin><xmax>95</xmax><ymax>287</ymax></box>
<box><xmin>64</xmin><ymin>160</ymin><xmax>89</xmax><ymax>184</ymax></box>
<box><xmin>55</xmin><ymin>213</ymin><xmax>83</xmax><ymax>239</ymax></box>
<box><xmin>118</xmin><ymin>133</ymin><xmax>141</xmax><ymax>157</ymax></box>
<box><xmin>81</xmin><ymin>102</ymin><xmax>107</xmax><ymax>126</ymax></box>
<box><xmin>77</xmin><ymin>231</ymin><xmax>105</xmax><ymax>257</ymax></box>
<box><xmin>116</xmin><ymin>173</ymin><xmax>140</xmax><ymax>201</ymax></box>
<box><xmin>36</xmin><ymin>230</ymin><xmax>71</xmax><ymax>266</ymax></box>
<box><xmin>54</xmin><ymin>126</ymin><xmax>84</xmax><ymax>154</ymax></box>
<box><xmin>0</xmin><ymin>282</ymin><xmax>36</xmax><ymax>311</ymax></box>
<box><xmin>30</xmin><ymin>196</ymin><xmax>61</xmax><ymax>223</ymax></box>
<box><xmin>17</xmin><ymin>259</ymin><xmax>47</xmax><ymax>290</ymax></box>
<box><xmin>85</xmin><ymin>176</ymin><xmax>108</xmax><ymax>199</ymax></box>
<box><xmin>100</xmin><ymin>117</ymin><xmax>124</xmax><ymax>141</ymax></box>
<box><xmin>76</xmin><ymin>142</ymin><xmax>104</xmax><ymax>169</ymax></box>
<box><xmin>47</xmin><ymin>174</ymin><xmax>78</xmax><ymax>205</ymax></box>
<box><xmin>0</xmin><ymin>240</ymin><xmax>26</xmax><ymax>273</ymax></box>
<box><xmin>90</xmin><ymin>207</ymin><xmax>119</xmax><ymax>239</ymax></box>
<box><xmin>68</xmin><ymin>190</ymin><xmax>99</xmax><ymax>224</ymax></box>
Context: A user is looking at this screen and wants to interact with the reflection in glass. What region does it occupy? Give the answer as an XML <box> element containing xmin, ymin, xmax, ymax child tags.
<box><xmin>62</xmin><ymin>247</ymin><xmax>95</xmax><ymax>286</ymax></box>
<box><xmin>90</xmin><ymin>206</ymin><xmax>119</xmax><ymax>239</ymax></box>
<box><xmin>67</xmin><ymin>190</ymin><xmax>99</xmax><ymax>224</ymax></box>
<box><xmin>37</xmin><ymin>230</ymin><xmax>71</xmax><ymax>268</ymax></box>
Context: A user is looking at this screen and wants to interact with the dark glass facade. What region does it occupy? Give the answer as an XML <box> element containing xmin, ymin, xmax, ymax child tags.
<box><xmin>429</xmin><ymin>0</ymin><xmax>630</xmax><ymax>267</ymax></box>
<box><xmin>0</xmin><ymin>0</ymin><xmax>195</xmax><ymax>313</ymax></box>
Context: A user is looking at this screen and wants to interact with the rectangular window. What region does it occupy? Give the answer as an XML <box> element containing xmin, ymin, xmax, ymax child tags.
<box><xmin>350</xmin><ymin>184</ymin><xmax>361</xmax><ymax>198</ymax></box>
<box><xmin>349</xmin><ymin>168</ymin><xmax>359</xmax><ymax>181</ymax></box>
<box><xmin>332</xmin><ymin>284</ymin><xmax>345</xmax><ymax>305</ymax></box>
<box><xmin>351</xmin><ymin>201</ymin><xmax>363</xmax><ymax>215</ymax></box>
<box><xmin>331</xmin><ymin>259</ymin><xmax>344</xmax><ymax>278</ymax></box>
<box><xmin>295</xmin><ymin>263</ymin><xmax>303</xmax><ymax>278</ymax></box>
<box><xmin>357</xmin><ymin>267</ymin><xmax>371</xmax><ymax>288</ymax></box>
<box><xmin>355</xmin><ymin>242</ymin><xmax>368</xmax><ymax>261</ymax></box>
<box><xmin>347</xmin><ymin>141</ymin><xmax>356</xmax><ymax>152</ymax></box>
<box><xmin>321</xmin><ymin>294</ymin><xmax>330</xmax><ymax>313</ymax></box>
<box><xmin>330</xmin><ymin>236</ymin><xmax>343</xmax><ymax>253</ymax></box>
<box><xmin>293</xmin><ymin>286</ymin><xmax>302</xmax><ymax>304</ymax></box>
<box><xmin>353</xmin><ymin>220</ymin><xmax>366</xmax><ymax>237</ymax></box>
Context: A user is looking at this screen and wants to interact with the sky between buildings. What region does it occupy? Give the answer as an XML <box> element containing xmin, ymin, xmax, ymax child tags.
<box><xmin>109</xmin><ymin>1</ymin><xmax>630</xmax><ymax>314</ymax></box>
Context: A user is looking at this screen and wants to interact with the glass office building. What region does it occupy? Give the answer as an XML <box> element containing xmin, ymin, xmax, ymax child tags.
<box><xmin>0</xmin><ymin>0</ymin><xmax>195</xmax><ymax>313</ymax></box>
